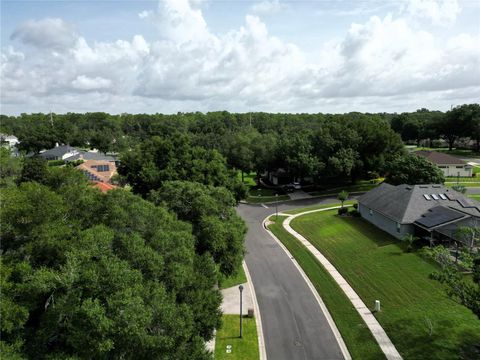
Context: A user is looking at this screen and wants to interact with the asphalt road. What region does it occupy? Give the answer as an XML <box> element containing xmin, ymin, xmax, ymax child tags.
<box><xmin>237</xmin><ymin>197</ymin><xmax>347</xmax><ymax>360</ymax></box>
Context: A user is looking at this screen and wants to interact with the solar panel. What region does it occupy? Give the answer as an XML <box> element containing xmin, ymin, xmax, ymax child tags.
<box><xmin>439</xmin><ymin>194</ymin><xmax>447</xmax><ymax>200</ymax></box>
<box><xmin>431</xmin><ymin>194</ymin><xmax>439</xmax><ymax>200</ymax></box>
<box><xmin>423</xmin><ymin>194</ymin><xmax>431</xmax><ymax>200</ymax></box>
<box><xmin>415</xmin><ymin>206</ymin><xmax>464</xmax><ymax>228</ymax></box>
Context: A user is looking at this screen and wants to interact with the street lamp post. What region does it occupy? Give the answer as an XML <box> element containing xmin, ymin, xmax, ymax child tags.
<box><xmin>239</xmin><ymin>285</ymin><xmax>244</xmax><ymax>338</ymax></box>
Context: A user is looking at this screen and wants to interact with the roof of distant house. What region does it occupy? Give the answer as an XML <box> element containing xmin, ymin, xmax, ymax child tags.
<box><xmin>358</xmin><ymin>183</ymin><xmax>480</xmax><ymax>225</ymax></box>
<box><xmin>77</xmin><ymin>159</ymin><xmax>117</xmax><ymax>183</ymax></box>
<box><xmin>39</xmin><ymin>145</ymin><xmax>78</xmax><ymax>158</ymax></box>
<box><xmin>0</xmin><ymin>134</ymin><xmax>18</xmax><ymax>141</ymax></box>
<box><xmin>65</xmin><ymin>150</ymin><xmax>117</xmax><ymax>162</ymax></box>
<box><xmin>414</xmin><ymin>150</ymin><xmax>466</xmax><ymax>165</ymax></box>
<box><xmin>91</xmin><ymin>181</ymin><xmax>118</xmax><ymax>193</ymax></box>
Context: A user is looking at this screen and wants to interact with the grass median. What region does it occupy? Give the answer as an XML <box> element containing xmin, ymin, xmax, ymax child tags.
<box><xmin>268</xmin><ymin>215</ymin><xmax>385</xmax><ymax>360</ymax></box>
<box><xmin>214</xmin><ymin>315</ymin><xmax>259</xmax><ymax>360</ymax></box>
<box><xmin>291</xmin><ymin>210</ymin><xmax>480</xmax><ymax>360</ymax></box>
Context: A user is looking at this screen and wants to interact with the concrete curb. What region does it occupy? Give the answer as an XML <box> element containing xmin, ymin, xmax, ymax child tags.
<box><xmin>261</xmin><ymin>217</ymin><xmax>352</xmax><ymax>360</ymax></box>
<box><xmin>242</xmin><ymin>260</ymin><xmax>267</xmax><ymax>360</ymax></box>
<box><xmin>283</xmin><ymin>207</ymin><xmax>403</xmax><ymax>360</ymax></box>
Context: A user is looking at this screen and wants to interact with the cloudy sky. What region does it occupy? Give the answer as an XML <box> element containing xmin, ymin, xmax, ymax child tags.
<box><xmin>1</xmin><ymin>0</ymin><xmax>479</xmax><ymax>115</ymax></box>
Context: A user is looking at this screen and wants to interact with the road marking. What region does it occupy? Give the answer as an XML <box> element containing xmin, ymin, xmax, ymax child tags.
<box><xmin>261</xmin><ymin>204</ymin><xmax>269</xmax><ymax>209</ymax></box>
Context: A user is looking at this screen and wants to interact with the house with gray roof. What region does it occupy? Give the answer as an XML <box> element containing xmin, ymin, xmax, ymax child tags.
<box><xmin>38</xmin><ymin>145</ymin><xmax>79</xmax><ymax>161</ymax></box>
<box><xmin>358</xmin><ymin>183</ymin><xmax>480</xmax><ymax>246</ymax></box>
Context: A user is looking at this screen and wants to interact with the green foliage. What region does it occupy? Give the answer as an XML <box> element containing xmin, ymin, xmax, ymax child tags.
<box><xmin>402</xmin><ymin>234</ymin><xmax>419</xmax><ymax>253</ymax></box>
<box><xmin>150</xmin><ymin>181</ymin><xmax>246</xmax><ymax>276</ymax></box>
<box><xmin>337</xmin><ymin>190</ymin><xmax>349</xmax><ymax>207</ymax></box>
<box><xmin>18</xmin><ymin>156</ymin><xmax>48</xmax><ymax>184</ymax></box>
<box><xmin>47</xmin><ymin>159</ymin><xmax>65</xmax><ymax>167</ymax></box>
<box><xmin>385</xmin><ymin>154</ymin><xmax>445</xmax><ymax>185</ymax></box>
<box><xmin>0</xmin><ymin>180</ymin><xmax>221</xmax><ymax>359</ymax></box>
<box><xmin>0</xmin><ymin>148</ymin><xmax>22</xmax><ymax>187</ymax></box>
<box><xmin>451</xmin><ymin>184</ymin><xmax>467</xmax><ymax>194</ymax></box>
<box><xmin>118</xmin><ymin>134</ymin><xmax>244</xmax><ymax>200</ymax></box>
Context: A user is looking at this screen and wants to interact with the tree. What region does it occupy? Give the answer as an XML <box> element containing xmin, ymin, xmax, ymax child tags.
<box><xmin>17</xmin><ymin>156</ymin><xmax>48</xmax><ymax>184</ymax></box>
<box><xmin>385</xmin><ymin>154</ymin><xmax>445</xmax><ymax>185</ymax></box>
<box><xmin>338</xmin><ymin>190</ymin><xmax>349</xmax><ymax>208</ymax></box>
<box><xmin>402</xmin><ymin>234</ymin><xmax>418</xmax><ymax>253</ymax></box>
<box><xmin>149</xmin><ymin>181</ymin><xmax>246</xmax><ymax>276</ymax></box>
<box><xmin>0</xmin><ymin>179</ymin><xmax>222</xmax><ymax>359</ymax></box>
<box><xmin>437</xmin><ymin>106</ymin><xmax>474</xmax><ymax>151</ymax></box>
<box><xmin>0</xmin><ymin>148</ymin><xmax>22</xmax><ymax>187</ymax></box>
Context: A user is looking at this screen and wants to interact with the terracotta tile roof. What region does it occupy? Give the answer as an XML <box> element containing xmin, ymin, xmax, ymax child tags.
<box><xmin>77</xmin><ymin>159</ymin><xmax>117</xmax><ymax>183</ymax></box>
<box><xmin>92</xmin><ymin>181</ymin><xmax>118</xmax><ymax>193</ymax></box>
<box><xmin>414</xmin><ymin>150</ymin><xmax>466</xmax><ymax>165</ymax></box>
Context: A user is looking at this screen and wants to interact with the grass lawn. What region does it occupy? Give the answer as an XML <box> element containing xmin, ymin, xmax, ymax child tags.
<box><xmin>246</xmin><ymin>187</ymin><xmax>289</xmax><ymax>203</ymax></box>
<box><xmin>284</xmin><ymin>201</ymin><xmax>355</xmax><ymax>215</ymax></box>
<box><xmin>307</xmin><ymin>181</ymin><xmax>378</xmax><ymax>196</ymax></box>
<box><xmin>445</xmin><ymin>182</ymin><xmax>480</xmax><ymax>187</ymax></box>
<box><xmin>268</xmin><ymin>216</ymin><xmax>385</xmax><ymax>360</ymax></box>
<box><xmin>214</xmin><ymin>315</ymin><xmax>259</xmax><ymax>360</ymax></box>
<box><xmin>291</xmin><ymin>210</ymin><xmax>480</xmax><ymax>360</ymax></box>
<box><xmin>468</xmin><ymin>194</ymin><xmax>480</xmax><ymax>201</ymax></box>
<box><xmin>410</xmin><ymin>147</ymin><xmax>480</xmax><ymax>157</ymax></box>
<box><xmin>237</xmin><ymin>171</ymin><xmax>257</xmax><ymax>187</ymax></box>
<box><xmin>219</xmin><ymin>265</ymin><xmax>247</xmax><ymax>290</ymax></box>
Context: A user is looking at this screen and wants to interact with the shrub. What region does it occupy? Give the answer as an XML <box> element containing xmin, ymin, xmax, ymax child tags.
<box><xmin>349</xmin><ymin>209</ymin><xmax>361</xmax><ymax>217</ymax></box>
<box><xmin>353</xmin><ymin>203</ymin><xmax>358</xmax><ymax>209</ymax></box>
<box><xmin>48</xmin><ymin>159</ymin><xmax>65</xmax><ymax>167</ymax></box>
<box><xmin>338</xmin><ymin>207</ymin><xmax>348</xmax><ymax>215</ymax></box>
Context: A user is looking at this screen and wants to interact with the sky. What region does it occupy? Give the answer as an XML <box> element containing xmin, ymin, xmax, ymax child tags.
<box><xmin>1</xmin><ymin>0</ymin><xmax>479</xmax><ymax>115</ymax></box>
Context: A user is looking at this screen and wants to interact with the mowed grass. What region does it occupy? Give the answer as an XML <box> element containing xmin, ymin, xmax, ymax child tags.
<box><xmin>291</xmin><ymin>210</ymin><xmax>480</xmax><ymax>360</ymax></box>
<box><xmin>468</xmin><ymin>194</ymin><xmax>480</xmax><ymax>201</ymax></box>
<box><xmin>445</xmin><ymin>182</ymin><xmax>480</xmax><ymax>187</ymax></box>
<box><xmin>214</xmin><ymin>315</ymin><xmax>259</xmax><ymax>360</ymax></box>
<box><xmin>284</xmin><ymin>201</ymin><xmax>355</xmax><ymax>215</ymax></box>
<box><xmin>246</xmin><ymin>187</ymin><xmax>289</xmax><ymax>203</ymax></box>
<box><xmin>219</xmin><ymin>265</ymin><xmax>247</xmax><ymax>290</ymax></box>
<box><xmin>268</xmin><ymin>216</ymin><xmax>385</xmax><ymax>360</ymax></box>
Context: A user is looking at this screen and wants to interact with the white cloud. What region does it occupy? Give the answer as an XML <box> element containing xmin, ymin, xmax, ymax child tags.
<box><xmin>10</xmin><ymin>18</ymin><xmax>78</xmax><ymax>50</ymax></box>
<box><xmin>404</xmin><ymin>0</ymin><xmax>461</xmax><ymax>25</ymax></box>
<box><xmin>71</xmin><ymin>75</ymin><xmax>112</xmax><ymax>91</ymax></box>
<box><xmin>251</xmin><ymin>0</ymin><xmax>285</xmax><ymax>15</ymax></box>
<box><xmin>1</xmin><ymin>0</ymin><xmax>479</xmax><ymax>114</ymax></box>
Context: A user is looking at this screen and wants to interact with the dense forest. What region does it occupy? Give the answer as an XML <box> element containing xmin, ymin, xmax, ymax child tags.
<box><xmin>0</xmin><ymin>103</ymin><xmax>478</xmax><ymax>359</ymax></box>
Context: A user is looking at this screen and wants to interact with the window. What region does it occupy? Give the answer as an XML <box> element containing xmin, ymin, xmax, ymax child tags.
<box><xmin>423</xmin><ymin>194</ymin><xmax>431</xmax><ymax>200</ymax></box>
<box><xmin>438</xmin><ymin>166</ymin><xmax>447</xmax><ymax>168</ymax></box>
<box><xmin>439</xmin><ymin>194</ymin><xmax>447</xmax><ymax>200</ymax></box>
<box><xmin>396</xmin><ymin>222</ymin><xmax>401</xmax><ymax>233</ymax></box>
<box><xmin>456</xmin><ymin>166</ymin><xmax>464</xmax><ymax>169</ymax></box>
<box><xmin>431</xmin><ymin>194</ymin><xmax>439</xmax><ymax>200</ymax></box>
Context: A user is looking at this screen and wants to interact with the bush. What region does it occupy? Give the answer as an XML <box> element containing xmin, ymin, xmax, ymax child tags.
<box><xmin>338</xmin><ymin>207</ymin><xmax>348</xmax><ymax>215</ymax></box>
<box><xmin>349</xmin><ymin>209</ymin><xmax>361</xmax><ymax>217</ymax></box>
<box><xmin>48</xmin><ymin>159</ymin><xmax>65</xmax><ymax>167</ymax></box>
<box><xmin>353</xmin><ymin>203</ymin><xmax>358</xmax><ymax>209</ymax></box>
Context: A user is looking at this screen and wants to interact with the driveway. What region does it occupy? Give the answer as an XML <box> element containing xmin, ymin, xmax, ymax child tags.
<box><xmin>237</xmin><ymin>197</ymin><xmax>351</xmax><ymax>360</ymax></box>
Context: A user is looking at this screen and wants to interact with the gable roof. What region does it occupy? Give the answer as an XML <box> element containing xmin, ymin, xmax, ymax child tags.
<box><xmin>64</xmin><ymin>150</ymin><xmax>117</xmax><ymax>162</ymax></box>
<box><xmin>92</xmin><ymin>181</ymin><xmax>118</xmax><ymax>193</ymax></box>
<box><xmin>414</xmin><ymin>150</ymin><xmax>466</xmax><ymax>165</ymax></box>
<box><xmin>358</xmin><ymin>183</ymin><xmax>480</xmax><ymax>224</ymax></box>
<box><xmin>39</xmin><ymin>145</ymin><xmax>78</xmax><ymax>158</ymax></box>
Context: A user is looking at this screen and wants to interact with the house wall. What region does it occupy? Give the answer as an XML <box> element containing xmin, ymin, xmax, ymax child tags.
<box><xmin>358</xmin><ymin>203</ymin><xmax>414</xmax><ymax>240</ymax></box>
<box><xmin>438</xmin><ymin>164</ymin><xmax>472</xmax><ymax>177</ymax></box>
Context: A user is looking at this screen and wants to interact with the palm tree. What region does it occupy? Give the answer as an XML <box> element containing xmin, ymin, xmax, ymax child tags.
<box><xmin>402</xmin><ymin>234</ymin><xmax>419</xmax><ymax>253</ymax></box>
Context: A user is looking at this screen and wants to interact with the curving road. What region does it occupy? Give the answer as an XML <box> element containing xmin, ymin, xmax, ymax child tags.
<box><xmin>237</xmin><ymin>197</ymin><xmax>348</xmax><ymax>360</ymax></box>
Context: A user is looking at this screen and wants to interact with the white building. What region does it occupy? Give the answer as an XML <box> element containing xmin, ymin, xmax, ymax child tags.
<box><xmin>414</xmin><ymin>150</ymin><xmax>472</xmax><ymax>177</ymax></box>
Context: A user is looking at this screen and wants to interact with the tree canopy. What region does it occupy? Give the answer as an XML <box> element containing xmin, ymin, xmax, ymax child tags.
<box><xmin>385</xmin><ymin>154</ymin><xmax>445</xmax><ymax>186</ymax></box>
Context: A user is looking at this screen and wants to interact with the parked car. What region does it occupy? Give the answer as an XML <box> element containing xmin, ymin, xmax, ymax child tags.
<box><xmin>292</xmin><ymin>182</ymin><xmax>301</xmax><ymax>190</ymax></box>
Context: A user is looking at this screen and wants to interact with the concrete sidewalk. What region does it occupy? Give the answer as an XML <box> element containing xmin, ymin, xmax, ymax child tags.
<box><xmin>221</xmin><ymin>282</ymin><xmax>254</xmax><ymax>314</ymax></box>
<box><xmin>282</xmin><ymin>206</ymin><xmax>403</xmax><ymax>360</ymax></box>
